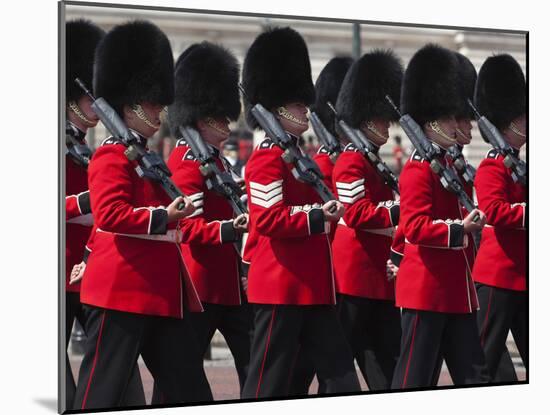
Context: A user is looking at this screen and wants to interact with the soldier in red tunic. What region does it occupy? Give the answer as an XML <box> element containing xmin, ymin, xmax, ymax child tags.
<box><xmin>391</xmin><ymin>44</ymin><xmax>490</xmax><ymax>388</ymax></box>
<box><xmin>472</xmin><ymin>54</ymin><xmax>527</xmax><ymax>381</ymax></box>
<box><xmin>240</xmin><ymin>27</ymin><xmax>360</xmax><ymax>398</ymax></box>
<box><xmin>330</xmin><ymin>50</ymin><xmax>403</xmax><ymax>390</ymax></box>
<box><xmin>72</xmin><ymin>21</ymin><xmax>212</xmax><ymax>409</ymax></box>
<box><xmin>159</xmin><ymin>42</ymin><xmax>251</xmax><ymax>396</ymax></box>
<box><xmin>289</xmin><ymin>55</ymin><xmax>354</xmax><ymax>395</ymax></box>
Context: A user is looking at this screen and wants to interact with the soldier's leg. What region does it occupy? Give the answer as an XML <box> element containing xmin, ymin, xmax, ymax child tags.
<box><xmin>510</xmin><ymin>292</ymin><xmax>527</xmax><ymax>372</ymax></box>
<box><xmin>359</xmin><ymin>299</ymin><xmax>401</xmax><ymax>390</ymax></box>
<box><xmin>391</xmin><ymin>309</ymin><xmax>445</xmax><ymax>389</ymax></box>
<box><xmin>287</xmin><ymin>347</ymin><xmax>316</xmax><ymax>396</ymax></box>
<box><xmin>142</xmin><ymin>314</ymin><xmax>213</xmax><ymax>404</ymax></box>
<box><xmin>303</xmin><ymin>305</ymin><xmax>361</xmax><ymax>394</ymax></box>
<box><xmin>476</xmin><ymin>283</ymin><xmax>517</xmax><ymax>380</ymax></box>
<box><xmin>218</xmin><ymin>304</ymin><xmax>253</xmax><ymax>394</ymax></box>
<box><xmin>151</xmin><ymin>305</ymin><xmax>218</xmax><ymax>404</ymax></box>
<box><xmin>73</xmin><ymin>307</ymin><xmax>144</xmax><ymax>410</ymax></box>
<box><xmin>65</xmin><ymin>292</ymin><xmax>80</xmax><ymax>409</ymax></box>
<box><xmin>493</xmin><ymin>347</ymin><xmax>518</xmax><ymax>382</ymax></box>
<box><xmin>242</xmin><ymin>304</ymin><xmax>302</xmax><ymax>399</ymax></box>
<box><xmin>442</xmin><ymin>312</ymin><xmax>490</xmax><ymax>385</ymax></box>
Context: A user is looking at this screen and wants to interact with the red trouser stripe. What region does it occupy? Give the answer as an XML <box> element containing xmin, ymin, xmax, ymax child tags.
<box><xmin>256</xmin><ymin>305</ymin><xmax>276</xmax><ymax>398</ymax></box>
<box><xmin>402</xmin><ymin>312</ymin><xmax>419</xmax><ymax>388</ymax></box>
<box><xmin>480</xmin><ymin>287</ymin><xmax>494</xmax><ymax>347</ymax></box>
<box><xmin>81</xmin><ymin>311</ymin><xmax>107</xmax><ymax>409</ymax></box>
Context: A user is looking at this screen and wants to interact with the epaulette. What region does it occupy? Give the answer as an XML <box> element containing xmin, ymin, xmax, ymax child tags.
<box><xmin>183</xmin><ymin>148</ymin><xmax>197</xmax><ymax>161</ymax></box>
<box><xmin>101</xmin><ymin>136</ymin><xmax>120</xmax><ymax>146</ymax></box>
<box><xmin>317</xmin><ymin>145</ymin><xmax>330</xmax><ymax>155</ymax></box>
<box><xmin>486</xmin><ymin>148</ymin><xmax>500</xmax><ymax>159</ymax></box>
<box><xmin>258</xmin><ymin>138</ymin><xmax>275</xmax><ymax>150</ymax></box>
<box><xmin>411</xmin><ymin>149</ymin><xmax>426</xmax><ymax>162</ymax></box>
<box><xmin>176</xmin><ymin>138</ymin><xmax>188</xmax><ymax>147</ymax></box>
<box><xmin>343</xmin><ymin>143</ymin><xmax>358</xmax><ymax>152</ymax></box>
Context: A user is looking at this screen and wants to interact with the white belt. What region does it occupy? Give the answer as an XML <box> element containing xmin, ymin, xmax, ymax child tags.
<box><xmin>97</xmin><ymin>228</ymin><xmax>181</xmax><ymax>243</ymax></box>
<box><xmin>67</xmin><ymin>213</ymin><xmax>94</xmax><ymax>226</ymax></box>
<box><xmin>337</xmin><ymin>218</ymin><xmax>395</xmax><ymax>237</ymax></box>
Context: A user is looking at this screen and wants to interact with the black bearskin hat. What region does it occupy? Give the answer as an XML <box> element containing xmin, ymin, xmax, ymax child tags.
<box><xmin>455</xmin><ymin>52</ymin><xmax>477</xmax><ymax>120</ymax></box>
<box><xmin>336</xmin><ymin>49</ymin><xmax>403</xmax><ymax>128</ymax></box>
<box><xmin>66</xmin><ymin>19</ymin><xmax>105</xmax><ymax>103</ymax></box>
<box><xmin>242</xmin><ymin>27</ymin><xmax>315</xmax><ymax>128</ymax></box>
<box><xmin>474</xmin><ymin>54</ymin><xmax>526</xmax><ymax>130</ymax></box>
<box><xmin>401</xmin><ymin>44</ymin><xmax>460</xmax><ymax>126</ymax></box>
<box><xmin>311</xmin><ymin>56</ymin><xmax>353</xmax><ymax>136</ymax></box>
<box><xmin>93</xmin><ymin>20</ymin><xmax>174</xmax><ymax>116</ymax></box>
<box><xmin>168</xmin><ymin>42</ymin><xmax>241</xmax><ymax>135</ymax></box>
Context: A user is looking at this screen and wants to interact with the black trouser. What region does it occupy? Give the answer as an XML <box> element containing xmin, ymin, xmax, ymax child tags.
<box><xmin>242</xmin><ymin>304</ymin><xmax>360</xmax><ymax>399</ymax></box>
<box><xmin>391</xmin><ymin>308</ymin><xmax>490</xmax><ymax>389</ymax></box>
<box><xmin>73</xmin><ymin>306</ymin><xmax>212</xmax><ymax>410</ymax></box>
<box><xmin>65</xmin><ymin>293</ymin><xmax>145</xmax><ymax>409</ymax></box>
<box><xmin>152</xmin><ymin>302</ymin><xmax>252</xmax><ymax>402</ymax></box>
<box><xmin>476</xmin><ymin>283</ymin><xmax>527</xmax><ymax>381</ymax></box>
<box><xmin>289</xmin><ymin>295</ymin><xmax>401</xmax><ymax>394</ymax></box>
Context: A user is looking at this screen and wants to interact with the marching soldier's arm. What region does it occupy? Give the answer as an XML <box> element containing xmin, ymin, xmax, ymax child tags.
<box><xmin>333</xmin><ymin>153</ymin><xmax>399</xmax><ymax>230</ymax></box>
<box><xmin>247</xmin><ymin>148</ymin><xmax>327</xmax><ymax>238</ymax></box>
<box><xmin>88</xmin><ymin>145</ymin><xmax>169</xmax><ymax>235</ymax></box>
<box><xmin>390</xmin><ymin>225</ymin><xmax>405</xmax><ymax>266</ymax></box>
<box><xmin>170</xmin><ymin>155</ymin><xmax>238</xmax><ymax>245</ymax></box>
<box><xmin>475</xmin><ymin>157</ymin><xmax>525</xmax><ymax>229</ymax></box>
<box><xmin>66</xmin><ymin>191</ymin><xmax>92</xmax><ymax>220</ymax></box>
<box><xmin>400</xmin><ymin>161</ymin><xmax>466</xmax><ymax>249</ymax></box>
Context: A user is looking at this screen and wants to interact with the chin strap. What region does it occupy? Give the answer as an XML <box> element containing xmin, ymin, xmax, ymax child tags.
<box><xmin>429</xmin><ymin>121</ymin><xmax>457</xmax><ymax>145</ymax></box>
<box><xmin>365</xmin><ymin>121</ymin><xmax>389</xmax><ymax>142</ymax></box>
<box><xmin>456</xmin><ymin>127</ymin><xmax>470</xmax><ymax>142</ymax></box>
<box><xmin>131</xmin><ymin>104</ymin><xmax>160</xmax><ymax>129</ymax></box>
<box><xmin>205</xmin><ymin>116</ymin><xmax>230</xmax><ymax>135</ymax></box>
<box><xmin>276</xmin><ymin>106</ymin><xmax>308</xmax><ymax>126</ymax></box>
<box><xmin>68</xmin><ymin>101</ymin><xmax>94</xmax><ymax>126</ymax></box>
<box><xmin>509</xmin><ymin>121</ymin><xmax>527</xmax><ymax>138</ymax></box>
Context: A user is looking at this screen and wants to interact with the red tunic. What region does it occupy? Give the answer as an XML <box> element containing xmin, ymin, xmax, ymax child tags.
<box><xmin>395</xmin><ymin>151</ymin><xmax>478</xmax><ymax>314</ymax></box>
<box><xmin>167</xmin><ymin>140</ymin><xmax>242</xmax><ymax>306</ymax></box>
<box><xmin>80</xmin><ymin>137</ymin><xmax>202</xmax><ymax>318</ymax></box>
<box><xmin>472</xmin><ymin>149</ymin><xmax>526</xmax><ymax>291</ymax></box>
<box><xmin>66</xmin><ymin>153</ymin><xmax>93</xmax><ymax>293</ymax></box>
<box><xmin>331</xmin><ymin>144</ymin><xmax>399</xmax><ymax>300</ymax></box>
<box><xmin>242</xmin><ymin>139</ymin><xmax>335</xmax><ymax>305</ymax></box>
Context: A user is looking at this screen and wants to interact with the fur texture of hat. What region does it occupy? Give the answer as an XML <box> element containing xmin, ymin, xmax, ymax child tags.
<box><xmin>66</xmin><ymin>19</ymin><xmax>105</xmax><ymax>102</ymax></box>
<box><xmin>474</xmin><ymin>53</ymin><xmax>526</xmax><ymax>130</ymax></box>
<box><xmin>242</xmin><ymin>26</ymin><xmax>315</xmax><ymax>129</ymax></box>
<box><xmin>336</xmin><ymin>49</ymin><xmax>403</xmax><ymax>128</ymax></box>
<box><xmin>311</xmin><ymin>56</ymin><xmax>353</xmax><ymax>136</ymax></box>
<box><xmin>401</xmin><ymin>44</ymin><xmax>460</xmax><ymax>126</ymax></box>
<box><xmin>455</xmin><ymin>52</ymin><xmax>477</xmax><ymax>120</ymax></box>
<box><xmin>168</xmin><ymin>42</ymin><xmax>241</xmax><ymax>134</ymax></box>
<box><xmin>93</xmin><ymin>20</ymin><xmax>174</xmax><ymax>115</ymax></box>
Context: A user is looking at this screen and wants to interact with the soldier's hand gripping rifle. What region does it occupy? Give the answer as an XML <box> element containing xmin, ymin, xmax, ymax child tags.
<box><xmin>327</xmin><ymin>102</ymin><xmax>400</xmax><ymax>194</ymax></box>
<box><xmin>447</xmin><ymin>144</ymin><xmax>476</xmax><ymax>186</ymax></box>
<box><xmin>385</xmin><ymin>95</ymin><xmax>479</xmax><ymax>221</ymax></box>
<box><xmin>75</xmin><ymin>78</ymin><xmax>187</xmax><ymax>209</ymax></box>
<box><xmin>309</xmin><ymin>111</ymin><xmax>342</xmax><ymax>163</ymax></box>
<box><xmin>178</xmin><ymin>125</ymin><xmax>248</xmax><ymax>219</ymax></box>
<box><xmin>467</xmin><ymin>100</ymin><xmax>526</xmax><ymax>186</ymax></box>
<box><xmin>239</xmin><ymin>85</ymin><xmax>337</xmax><ymax>208</ymax></box>
<box><xmin>65</xmin><ymin>121</ymin><xmax>92</xmax><ymax>168</ymax></box>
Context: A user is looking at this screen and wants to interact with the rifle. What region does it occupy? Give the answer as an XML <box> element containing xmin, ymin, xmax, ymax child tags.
<box><xmin>75</xmin><ymin>78</ymin><xmax>187</xmax><ymax>209</ymax></box>
<box><xmin>178</xmin><ymin>125</ymin><xmax>248</xmax><ymax>217</ymax></box>
<box><xmin>239</xmin><ymin>85</ymin><xmax>336</xmax><ymax>205</ymax></box>
<box><xmin>309</xmin><ymin>111</ymin><xmax>341</xmax><ymax>163</ymax></box>
<box><xmin>447</xmin><ymin>144</ymin><xmax>476</xmax><ymax>186</ymax></box>
<box><xmin>468</xmin><ymin>100</ymin><xmax>526</xmax><ymax>186</ymax></box>
<box><xmin>65</xmin><ymin>121</ymin><xmax>92</xmax><ymax>168</ymax></box>
<box><xmin>385</xmin><ymin>95</ymin><xmax>479</xmax><ymax>220</ymax></box>
<box><xmin>327</xmin><ymin>102</ymin><xmax>400</xmax><ymax>194</ymax></box>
